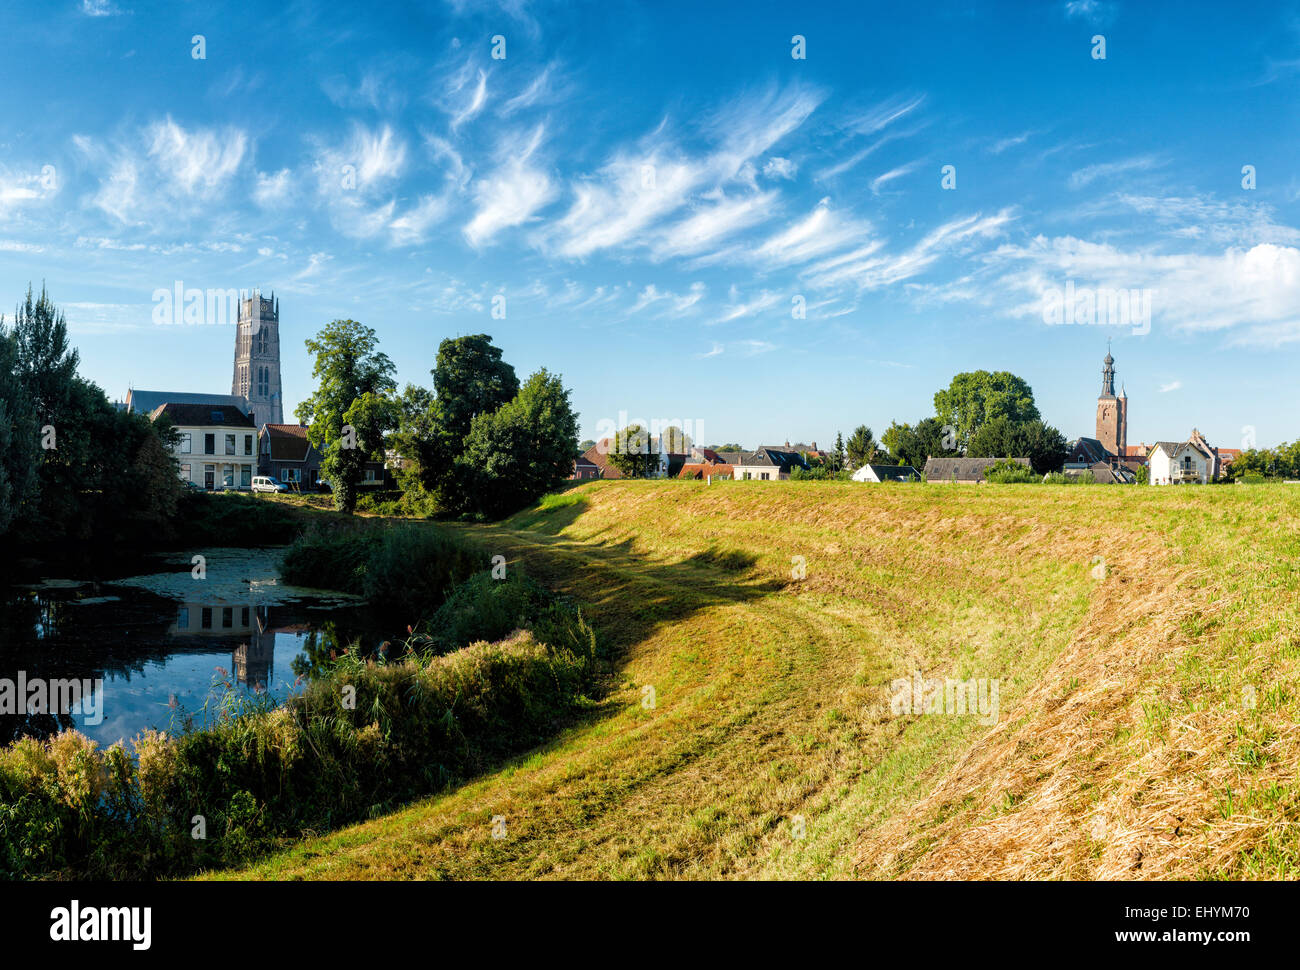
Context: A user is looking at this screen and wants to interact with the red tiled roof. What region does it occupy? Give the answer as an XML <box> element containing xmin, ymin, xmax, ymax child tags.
<box><xmin>678</xmin><ymin>462</ymin><xmax>733</xmax><ymax>480</ymax></box>
<box><xmin>583</xmin><ymin>443</ymin><xmax>622</xmax><ymax>479</ymax></box>
<box><xmin>263</xmin><ymin>423</ymin><xmax>314</xmax><ymax>462</ymax></box>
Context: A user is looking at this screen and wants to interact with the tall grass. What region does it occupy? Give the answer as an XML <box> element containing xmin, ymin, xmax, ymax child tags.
<box><xmin>0</xmin><ymin>617</ymin><xmax>596</xmax><ymax>878</ymax></box>
<box><xmin>279</xmin><ymin>522</ymin><xmax>483</xmax><ymax>617</ymax></box>
<box><xmin>0</xmin><ymin>517</ymin><xmax>597</xmax><ymax>879</ymax></box>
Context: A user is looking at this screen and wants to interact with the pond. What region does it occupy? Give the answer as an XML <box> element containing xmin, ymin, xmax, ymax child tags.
<box><xmin>0</xmin><ymin>547</ymin><xmax>382</xmax><ymax>748</ymax></box>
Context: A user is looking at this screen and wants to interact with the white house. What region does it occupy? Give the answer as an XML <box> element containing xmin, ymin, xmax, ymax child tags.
<box><xmin>1148</xmin><ymin>429</ymin><xmax>1222</xmax><ymax>485</ymax></box>
<box><xmin>149</xmin><ymin>402</ymin><xmax>259</xmax><ymax>490</ymax></box>
<box><xmin>731</xmin><ymin>447</ymin><xmax>810</xmax><ymax>481</ymax></box>
<box><xmin>1148</xmin><ymin>440</ymin><xmax>1209</xmax><ymax>485</ymax></box>
<box><xmin>852</xmin><ymin>463</ymin><xmax>922</xmax><ymax>483</ymax></box>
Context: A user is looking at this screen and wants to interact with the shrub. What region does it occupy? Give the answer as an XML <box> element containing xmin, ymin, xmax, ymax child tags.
<box><xmin>280</xmin><ymin>523</ymin><xmax>482</xmax><ymax>617</ymax></box>
<box><xmin>410</xmin><ymin>570</ymin><xmax>597</xmax><ymax>679</ymax></box>
<box><xmin>180</xmin><ymin>491</ymin><xmax>305</xmax><ymax>546</ymax></box>
<box><xmin>0</xmin><ymin>623</ymin><xmax>596</xmax><ymax>879</ymax></box>
<box><xmin>984</xmin><ymin>458</ymin><xmax>1038</xmax><ymax>484</ymax></box>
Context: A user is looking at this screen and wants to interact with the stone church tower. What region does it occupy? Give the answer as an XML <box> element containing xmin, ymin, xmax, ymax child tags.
<box><xmin>1095</xmin><ymin>344</ymin><xmax>1127</xmax><ymax>456</ymax></box>
<box><xmin>232</xmin><ymin>290</ymin><xmax>284</xmax><ymax>426</ymax></box>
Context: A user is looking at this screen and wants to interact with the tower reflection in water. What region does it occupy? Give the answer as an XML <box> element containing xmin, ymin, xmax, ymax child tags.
<box><xmin>169</xmin><ymin>600</ymin><xmax>301</xmax><ymax>691</ymax></box>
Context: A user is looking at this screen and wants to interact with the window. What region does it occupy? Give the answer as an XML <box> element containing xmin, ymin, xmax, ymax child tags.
<box><xmin>241</xmin><ymin>466</ymin><xmax>252</xmax><ymax>488</ymax></box>
<box><xmin>283</xmin><ymin>468</ymin><xmax>300</xmax><ymax>483</ymax></box>
<box><xmin>241</xmin><ymin>607</ymin><xmax>250</xmax><ymax>627</ymax></box>
<box><xmin>179</xmin><ymin>463</ymin><xmax>191</xmax><ymax>482</ymax></box>
<box><xmin>201</xmin><ymin>607</ymin><xmax>212</xmax><ymax>630</ymax></box>
<box><xmin>244</xmin><ymin>434</ymin><xmax>253</xmax><ymax>456</ymax></box>
<box><xmin>204</xmin><ymin>433</ymin><xmax>215</xmax><ymax>455</ymax></box>
<box><xmin>222</xmin><ymin>607</ymin><xmax>233</xmax><ymax>629</ymax></box>
<box><xmin>364</xmin><ymin>468</ymin><xmax>379</xmax><ymax>482</ymax></box>
<box><xmin>225</xmin><ymin>434</ymin><xmax>235</xmax><ymax>455</ymax></box>
<box><xmin>179</xmin><ymin>432</ymin><xmax>191</xmax><ymax>454</ymax></box>
<box><xmin>223</xmin><ymin>467</ymin><xmax>234</xmax><ymax>488</ymax></box>
<box><xmin>177</xmin><ymin>607</ymin><xmax>189</xmax><ymax>630</ymax></box>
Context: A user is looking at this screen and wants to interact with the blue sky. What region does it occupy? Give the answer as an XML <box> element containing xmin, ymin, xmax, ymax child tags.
<box><xmin>2</xmin><ymin>0</ymin><xmax>1299</xmax><ymax>451</ymax></box>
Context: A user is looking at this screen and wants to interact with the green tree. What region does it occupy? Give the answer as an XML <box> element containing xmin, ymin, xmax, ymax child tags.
<box><xmin>882</xmin><ymin>417</ymin><xmax>955</xmax><ymax>470</ymax></box>
<box><xmin>4</xmin><ymin>285</ymin><xmax>180</xmax><ymax>542</ymax></box>
<box><xmin>0</xmin><ymin>327</ymin><xmax>37</xmax><ymax>535</ymax></box>
<box><xmin>845</xmin><ymin>425</ymin><xmax>876</xmax><ymax>469</ymax></box>
<box><xmin>821</xmin><ymin>431</ymin><xmax>846</xmax><ymax>473</ymax></box>
<box><xmin>432</xmin><ymin>334</ymin><xmax>519</xmax><ymax>440</ymax></box>
<box><xmin>457</xmin><ymin>368</ymin><xmax>580</xmax><ymax>518</ymax></box>
<box><xmin>660</xmin><ymin>425</ymin><xmax>691</xmax><ymax>453</ymax></box>
<box><xmin>297</xmin><ymin>320</ymin><xmax>397</xmax><ymax>514</ymax></box>
<box><xmin>933</xmin><ymin>370</ymin><xmax>1041</xmax><ymax>453</ymax></box>
<box><xmin>983</xmin><ymin>457</ymin><xmax>1038</xmax><ymax>483</ymax></box>
<box><xmin>606</xmin><ymin>424</ymin><xmax>657</xmax><ymax>478</ymax></box>
<box><xmin>967</xmin><ymin>416</ymin><xmax>1068</xmax><ymax>474</ymax></box>
<box><xmin>396</xmin><ymin>335</ymin><xmax>520</xmax><ymax>506</ymax></box>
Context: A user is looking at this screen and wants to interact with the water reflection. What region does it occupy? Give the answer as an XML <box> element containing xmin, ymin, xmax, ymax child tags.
<box><xmin>0</xmin><ymin>548</ymin><xmax>378</xmax><ymax>748</ymax></box>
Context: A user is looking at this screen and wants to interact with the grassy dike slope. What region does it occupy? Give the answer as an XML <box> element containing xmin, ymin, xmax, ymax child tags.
<box><xmin>216</xmin><ymin>481</ymin><xmax>1300</xmax><ymax>880</ymax></box>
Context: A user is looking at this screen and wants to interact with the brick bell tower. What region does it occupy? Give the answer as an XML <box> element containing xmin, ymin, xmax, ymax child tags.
<box><xmin>1095</xmin><ymin>342</ymin><xmax>1126</xmax><ymax>457</ymax></box>
<box><xmin>232</xmin><ymin>290</ymin><xmax>284</xmax><ymax>426</ymax></box>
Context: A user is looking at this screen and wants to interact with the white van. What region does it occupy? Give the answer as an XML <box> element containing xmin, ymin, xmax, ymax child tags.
<box><xmin>251</xmin><ymin>476</ymin><xmax>288</xmax><ymax>493</ymax></box>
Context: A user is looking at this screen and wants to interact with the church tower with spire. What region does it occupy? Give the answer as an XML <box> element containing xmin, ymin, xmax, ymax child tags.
<box><xmin>232</xmin><ymin>290</ymin><xmax>284</xmax><ymax>426</ymax></box>
<box><xmin>1095</xmin><ymin>342</ymin><xmax>1126</xmax><ymax>457</ymax></box>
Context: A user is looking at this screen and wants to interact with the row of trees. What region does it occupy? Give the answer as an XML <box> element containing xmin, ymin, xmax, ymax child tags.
<box><xmin>298</xmin><ymin>326</ymin><xmax>578</xmax><ymax>519</ymax></box>
<box><xmin>1223</xmin><ymin>441</ymin><xmax>1300</xmax><ymax>481</ymax></box>
<box><xmin>0</xmin><ymin>287</ymin><xmax>182</xmax><ymax>547</ymax></box>
<box><xmin>587</xmin><ymin>370</ymin><xmax>1065</xmax><ymax>482</ymax></box>
<box><xmin>880</xmin><ymin>370</ymin><xmax>1068</xmax><ymax>474</ymax></box>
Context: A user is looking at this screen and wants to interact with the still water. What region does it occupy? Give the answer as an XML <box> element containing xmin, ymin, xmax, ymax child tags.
<box><xmin>0</xmin><ymin>547</ymin><xmax>378</xmax><ymax>748</ymax></box>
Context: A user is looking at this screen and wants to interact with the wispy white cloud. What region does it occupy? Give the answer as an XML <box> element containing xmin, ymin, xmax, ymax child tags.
<box><xmin>254</xmin><ymin>169</ymin><xmax>293</xmax><ymax>207</ymax></box>
<box><xmin>762</xmin><ymin>156</ymin><xmax>797</xmax><ymax>180</ymax></box>
<box><xmin>542</xmin><ymin>84</ymin><xmax>823</xmax><ymax>260</ymax></box>
<box><xmin>1069</xmin><ymin>154</ymin><xmax>1162</xmax><ymax>190</ymax></box>
<box><xmin>80</xmin><ymin>0</ymin><xmax>123</xmax><ymax>16</ymax></box>
<box><xmin>464</xmin><ymin>124</ymin><xmax>556</xmax><ymax>247</ymax></box>
<box><xmin>988</xmin><ymin>130</ymin><xmax>1036</xmax><ymax>154</ymax></box>
<box><xmin>870</xmin><ymin>161</ymin><xmax>918</xmax><ymax>195</ymax></box>
<box><xmin>1159</xmin><ymin>380</ymin><xmax>1182</xmax><ymax>392</ymax></box>
<box><xmin>146</xmin><ymin>117</ymin><xmax>247</xmax><ymax>196</ymax></box>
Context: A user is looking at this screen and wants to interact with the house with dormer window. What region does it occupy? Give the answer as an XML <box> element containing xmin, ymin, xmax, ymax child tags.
<box><xmin>149</xmin><ymin>402</ymin><xmax>258</xmax><ymax>490</ymax></box>
<box><xmin>1147</xmin><ymin>430</ymin><xmax>1222</xmax><ymax>484</ymax></box>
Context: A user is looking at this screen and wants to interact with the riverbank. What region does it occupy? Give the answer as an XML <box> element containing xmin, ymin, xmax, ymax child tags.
<box><xmin>0</xmin><ymin>512</ymin><xmax>598</xmax><ymax>880</ymax></box>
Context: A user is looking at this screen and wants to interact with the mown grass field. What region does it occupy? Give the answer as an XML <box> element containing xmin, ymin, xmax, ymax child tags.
<box><xmin>212</xmin><ymin>480</ymin><xmax>1300</xmax><ymax>880</ymax></box>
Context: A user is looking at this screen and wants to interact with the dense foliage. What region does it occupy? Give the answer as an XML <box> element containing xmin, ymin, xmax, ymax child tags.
<box><xmin>279</xmin><ymin>522</ymin><xmax>482</xmax><ymax>618</ymax></box>
<box><xmin>882</xmin><ymin>371</ymin><xmax>1066</xmax><ymax>474</ymax></box>
<box><xmin>1223</xmin><ymin>441</ymin><xmax>1300</xmax><ymax>481</ymax></box>
<box><xmin>297</xmin><ymin>319</ymin><xmax>398</xmax><ymax>515</ymax></box>
<box><xmin>933</xmin><ymin>370</ymin><xmax>1041</xmax><ymax>453</ymax></box>
<box><xmin>390</xmin><ymin>335</ymin><xmax>578</xmax><ymax>519</ymax></box>
<box><xmin>983</xmin><ymin>458</ymin><xmax>1041</xmax><ymax>483</ymax></box>
<box><xmin>0</xmin><ymin>520</ymin><xmax>598</xmax><ymax>880</ymax></box>
<box><xmin>0</xmin><ymin>286</ymin><xmax>183</xmax><ymax>550</ymax></box>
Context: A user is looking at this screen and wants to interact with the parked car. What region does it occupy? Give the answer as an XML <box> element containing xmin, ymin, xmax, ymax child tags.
<box><xmin>251</xmin><ymin>475</ymin><xmax>288</xmax><ymax>493</ymax></box>
<box><xmin>182</xmin><ymin>480</ymin><xmax>203</xmax><ymax>492</ymax></box>
<box><xmin>316</xmin><ymin>479</ymin><xmax>333</xmax><ymax>493</ymax></box>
